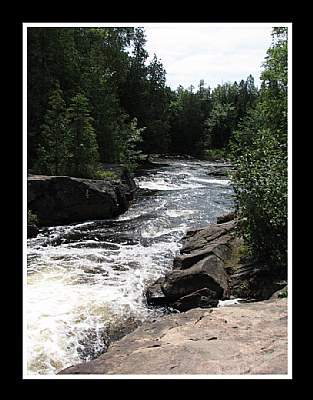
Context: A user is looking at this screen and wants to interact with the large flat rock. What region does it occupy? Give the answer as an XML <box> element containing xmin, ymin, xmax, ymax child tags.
<box><xmin>27</xmin><ymin>171</ymin><xmax>137</xmax><ymax>227</ymax></box>
<box><xmin>59</xmin><ymin>298</ymin><xmax>288</xmax><ymax>376</ymax></box>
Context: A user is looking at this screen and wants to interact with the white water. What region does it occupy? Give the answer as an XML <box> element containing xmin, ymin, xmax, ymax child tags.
<box><xmin>25</xmin><ymin>159</ymin><xmax>234</xmax><ymax>375</ymax></box>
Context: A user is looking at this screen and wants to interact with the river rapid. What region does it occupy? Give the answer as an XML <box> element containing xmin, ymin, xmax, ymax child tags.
<box><xmin>25</xmin><ymin>159</ymin><xmax>234</xmax><ymax>375</ymax></box>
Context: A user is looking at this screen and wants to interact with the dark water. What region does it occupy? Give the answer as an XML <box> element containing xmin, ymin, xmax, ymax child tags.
<box><xmin>26</xmin><ymin>159</ymin><xmax>234</xmax><ymax>375</ymax></box>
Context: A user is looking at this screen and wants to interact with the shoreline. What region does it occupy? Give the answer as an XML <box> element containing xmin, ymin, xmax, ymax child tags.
<box><xmin>58</xmin><ymin>297</ymin><xmax>288</xmax><ymax>376</ymax></box>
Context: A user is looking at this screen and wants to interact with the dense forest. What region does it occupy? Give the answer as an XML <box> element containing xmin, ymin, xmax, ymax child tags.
<box><xmin>27</xmin><ymin>26</ymin><xmax>288</xmax><ymax>274</ymax></box>
<box><xmin>27</xmin><ymin>26</ymin><xmax>258</xmax><ymax>173</ymax></box>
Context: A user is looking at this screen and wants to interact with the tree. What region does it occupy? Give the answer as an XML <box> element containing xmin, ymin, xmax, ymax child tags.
<box><xmin>115</xmin><ymin>117</ymin><xmax>145</xmax><ymax>171</ymax></box>
<box><xmin>33</xmin><ymin>82</ymin><xmax>71</xmax><ymax>175</ymax></box>
<box><xmin>67</xmin><ymin>93</ymin><xmax>100</xmax><ymax>178</ymax></box>
<box><xmin>204</xmin><ymin>102</ymin><xmax>235</xmax><ymax>149</ymax></box>
<box><xmin>141</xmin><ymin>54</ymin><xmax>171</xmax><ymax>155</ymax></box>
<box><xmin>230</xmin><ymin>27</ymin><xmax>288</xmax><ymax>275</ymax></box>
<box><xmin>202</xmin><ymin>77</ymin><xmax>258</xmax><ymax>152</ymax></box>
<box><xmin>120</xmin><ymin>27</ymin><xmax>149</xmax><ymax>122</ymax></box>
<box><xmin>27</xmin><ymin>28</ymin><xmax>80</xmax><ymax>167</ymax></box>
<box><xmin>169</xmin><ymin>84</ymin><xmax>209</xmax><ymax>156</ymax></box>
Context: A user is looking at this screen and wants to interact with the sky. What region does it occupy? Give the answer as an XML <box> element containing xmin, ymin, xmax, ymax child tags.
<box><xmin>142</xmin><ymin>23</ymin><xmax>275</xmax><ymax>91</ymax></box>
<box><xmin>24</xmin><ymin>22</ymin><xmax>289</xmax><ymax>91</ymax></box>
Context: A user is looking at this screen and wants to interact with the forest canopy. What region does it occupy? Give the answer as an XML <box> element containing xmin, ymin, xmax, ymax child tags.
<box><xmin>27</xmin><ymin>26</ymin><xmax>259</xmax><ymax>173</ymax></box>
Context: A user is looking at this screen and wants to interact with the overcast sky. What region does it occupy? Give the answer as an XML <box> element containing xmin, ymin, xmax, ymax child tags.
<box><xmin>143</xmin><ymin>23</ymin><xmax>275</xmax><ymax>91</ymax></box>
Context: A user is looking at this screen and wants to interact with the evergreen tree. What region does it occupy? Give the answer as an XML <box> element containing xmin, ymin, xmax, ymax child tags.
<box><xmin>27</xmin><ymin>28</ymin><xmax>80</xmax><ymax>166</ymax></box>
<box><xmin>120</xmin><ymin>27</ymin><xmax>149</xmax><ymax>122</ymax></box>
<box><xmin>115</xmin><ymin>117</ymin><xmax>145</xmax><ymax>171</ymax></box>
<box><xmin>67</xmin><ymin>93</ymin><xmax>100</xmax><ymax>178</ymax></box>
<box><xmin>142</xmin><ymin>54</ymin><xmax>171</xmax><ymax>155</ymax></box>
<box><xmin>169</xmin><ymin>85</ymin><xmax>207</xmax><ymax>156</ymax></box>
<box><xmin>33</xmin><ymin>82</ymin><xmax>71</xmax><ymax>175</ymax></box>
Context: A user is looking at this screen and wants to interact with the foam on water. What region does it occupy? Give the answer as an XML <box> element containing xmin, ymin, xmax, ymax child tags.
<box><xmin>26</xmin><ymin>159</ymin><xmax>234</xmax><ymax>375</ymax></box>
<box><xmin>138</xmin><ymin>177</ymin><xmax>204</xmax><ymax>191</ymax></box>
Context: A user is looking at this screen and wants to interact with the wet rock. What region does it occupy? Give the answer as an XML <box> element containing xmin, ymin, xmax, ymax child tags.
<box><xmin>146</xmin><ymin>277</ymin><xmax>167</xmax><ymax>306</ymax></box>
<box><xmin>216</xmin><ymin>210</ymin><xmax>237</xmax><ymax>224</ymax></box>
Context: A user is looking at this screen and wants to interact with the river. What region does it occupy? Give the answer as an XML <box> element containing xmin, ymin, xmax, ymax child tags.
<box><xmin>25</xmin><ymin>158</ymin><xmax>234</xmax><ymax>375</ymax></box>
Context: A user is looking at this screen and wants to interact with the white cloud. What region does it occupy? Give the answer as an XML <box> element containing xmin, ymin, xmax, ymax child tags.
<box><xmin>144</xmin><ymin>23</ymin><xmax>274</xmax><ymax>90</ymax></box>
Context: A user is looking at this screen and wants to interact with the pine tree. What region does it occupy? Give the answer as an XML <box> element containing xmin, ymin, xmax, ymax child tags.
<box><xmin>33</xmin><ymin>82</ymin><xmax>71</xmax><ymax>175</ymax></box>
<box><xmin>67</xmin><ymin>93</ymin><xmax>100</xmax><ymax>178</ymax></box>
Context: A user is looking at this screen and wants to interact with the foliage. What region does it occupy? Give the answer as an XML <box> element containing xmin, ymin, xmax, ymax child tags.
<box><xmin>203</xmin><ymin>76</ymin><xmax>258</xmax><ymax>151</ymax></box>
<box><xmin>33</xmin><ymin>82</ymin><xmax>72</xmax><ymax>175</ymax></box>
<box><xmin>115</xmin><ymin>117</ymin><xmax>145</xmax><ymax>172</ymax></box>
<box><xmin>204</xmin><ymin>102</ymin><xmax>235</xmax><ymax>148</ymax></box>
<box><xmin>202</xmin><ymin>148</ymin><xmax>229</xmax><ymax>161</ymax></box>
<box><xmin>67</xmin><ymin>93</ymin><xmax>100</xmax><ymax>178</ymax></box>
<box><xmin>230</xmin><ymin>28</ymin><xmax>288</xmax><ymax>275</ymax></box>
<box><xmin>28</xmin><ymin>27</ymin><xmax>168</xmax><ymax>173</ymax></box>
<box><xmin>27</xmin><ymin>210</ymin><xmax>38</xmax><ymax>225</ymax></box>
<box><xmin>28</xmin><ymin>27</ymin><xmax>261</xmax><ymax>175</ymax></box>
<box><xmin>92</xmin><ymin>169</ymin><xmax>118</xmax><ymax>180</ymax></box>
<box><xmin>278</xmin><ymin>287</ymin><xmax>288</xmax><ymax>298</ymax></box>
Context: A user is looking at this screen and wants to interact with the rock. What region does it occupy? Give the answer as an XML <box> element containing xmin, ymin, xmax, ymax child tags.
<box><xmin>228</xmin><ymin>259</ymin><xmax>287</xmax><ymax>300</ymax></box>
<box><xmin>59</xmin><ymin>297</ymin><xmax>288</xmax><ymax>375</ymax></box>
<box><xmin>100</xmin><ymin>164</ymin><xmax>137</xmax><ymax>195</ymax></box>
<box><xmin>205</xmin><ymin>164</ymin><xmax>234</xmax><ymax>178</ymax></box>
<box><xmin>147</xmin><ymin>216</ymin><xmax>235</xmax><ymax>311</ymax></box>
<box><xmin>146</xmin><ymin>277</ymin><xmax>167</xmax><ymax>306</ymax></box>
<box><xmin>161</xmin><ymin>254</ymin><xmax>230</xmax><ymax>311</ymax></box>
<box><xmin>146</xmin><ymin>211</ymin><xmax>287</xmax><ymax>311</ymax></box>
<box><xmin>27</xmin><ymin>171</ymin><xmax>137</xmax><ymax>227</ymax></box>
<box><xmin>216</xmin><ymin>210</ymin><xmax>237</xmax><ymax>224</ymax></box>
<box><xmin>173</xmin><ymin>220</ymin><xmax>235</xmax><ymax>270</ymax></box>
<box><xmin>27</xmin><ymin>224</ymin><xmax>39</xmax><ymax>238</ymax></box>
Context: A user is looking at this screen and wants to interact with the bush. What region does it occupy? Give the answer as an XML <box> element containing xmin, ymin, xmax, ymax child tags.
<box><xmin>92</xmin><ymin>169</ymin><xmax>118</xmax><ymax>180</ymax></box>
<box><xmin>230</xmin><ymin>126</ymin><xmax>287</xmax><ymax>274</ymax></box>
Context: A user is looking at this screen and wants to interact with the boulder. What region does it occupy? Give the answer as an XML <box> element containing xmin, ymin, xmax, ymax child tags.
<box><xmin>27</xmin><ymin>172</ymin><xmax>137</xmax><ymax>227</ymax></box>
<box><xmin>161</xmin><ymin>254</ymin><xmax>230</xmax><ymax>311</ymax></box>
<box><xmin>147</xmin><ymin>217</ymin><xmax>235</xmax><ymax>311</ymax></box>
<box><xmin>146</xmin><ymin>211</ymin><xmax>287</xmax><ymax>311</ymax></box>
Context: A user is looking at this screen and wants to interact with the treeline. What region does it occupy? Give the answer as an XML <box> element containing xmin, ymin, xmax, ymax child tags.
<box><xmin>27</xmin><ymin>26</ymin><xmax>258</xmax><ymax>175</ymax></box>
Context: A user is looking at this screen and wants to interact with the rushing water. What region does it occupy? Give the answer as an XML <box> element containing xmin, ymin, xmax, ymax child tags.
<box><xmin>25</xmin><ymin>159</ymin><xmax>234</xmax><ymax>375</ymax></box>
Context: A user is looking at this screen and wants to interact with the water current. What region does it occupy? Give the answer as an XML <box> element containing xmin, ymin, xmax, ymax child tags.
<box><xmin>25</xmin><ymin>159</ymin><xmax>234</xmax><ymax>375</ymax></box>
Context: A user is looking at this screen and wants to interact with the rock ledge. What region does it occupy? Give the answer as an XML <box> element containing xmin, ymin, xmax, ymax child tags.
<box><xmin>27</xmin><ymin>166</ymin><xmax>137</xmax><ymax>229</ymax></box>
<box><xmin>59</xmin><ymin>297</ymin><xmax>288</xmax><ymax>376</ymax></box>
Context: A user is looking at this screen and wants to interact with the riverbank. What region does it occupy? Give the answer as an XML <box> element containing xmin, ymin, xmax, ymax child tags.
<box><xmin>59</xmin><ymin>297</ymin><xmax>288</xmax><ymax>376</ymax></box>
<box><xmin>27</xmin><ymin>159</ymin><xmax>285</xmax><ymax>376</ymax></box>
<box><xmin>59</xmin><ymin>212</ymin><xmax>289</xmax><ymax>377</ymax></box>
